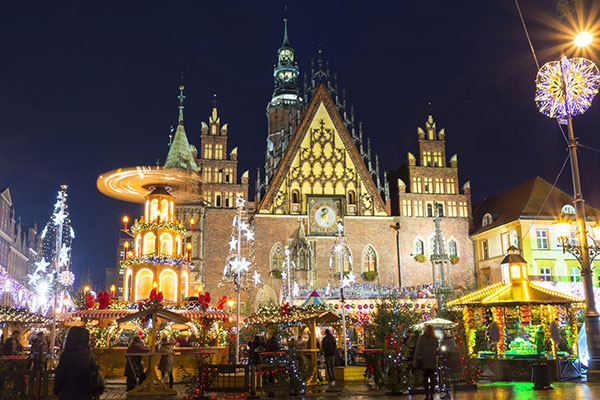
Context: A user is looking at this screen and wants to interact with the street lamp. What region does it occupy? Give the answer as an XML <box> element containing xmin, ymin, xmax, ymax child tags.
<box><xmin>535</xmin><ymin>33</ymin><xmax>600</xmax><ymax>379</ymax></box>
<box><xmin>554</xmin><ymin>215</ymin><xmax>600</xmax><ymax>267</ymax></box>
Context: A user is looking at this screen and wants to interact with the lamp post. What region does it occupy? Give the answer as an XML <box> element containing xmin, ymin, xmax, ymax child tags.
<box><xmin>536</xmin><ymin>32</ymin><xmax>600</xmax><ymax>379</ymax></box>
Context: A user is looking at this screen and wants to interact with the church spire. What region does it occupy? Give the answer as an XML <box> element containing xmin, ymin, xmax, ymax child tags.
<box><xmin>271</xmin><ymin>17</ymin><xmax>299</xmax><ymax>101</ymax></box>
<box><xmin>282</xmin><ymin>17</ymin><xmax>290</xmax><ymax>47</ymax></box>
<box><xmin>164</xmin><ymin>85</ymin><xmax>198</xmax><ymax>172</ymax></box>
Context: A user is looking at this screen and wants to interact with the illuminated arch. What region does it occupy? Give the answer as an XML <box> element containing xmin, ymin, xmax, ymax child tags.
<box><xmin>160</xmin><ymin>199</ymin><xmax>169</xmax><ymax>221</ymax></box>
<box><xmin>135</xmin><ymin>269</ymin><xmax>154</xmax><ymax>301</ymax></box>
<box><xmin>159</xmin><ymin>269</ymin><xmax>178</xmax><ymax>302</ymax></box>
<box><xmin>150</xmin><ymin>199</ymin><xmax>159</xmax><ymax>221</ymax></box>
<box><xmin>143</xmin><ymin>232</ymin><xmax>156</xmax><ymax>255</ymax></box>
<box><xmin>175</xmin><ymin>235</ymin><xmax>182</xmax><ymax>256</ymax></box>
<box><xmin>135</xmin><ymin>234</ymin><xmax>141</xmax><ymax>257</ymax></box>
<box><xmin>124</xmin><ymin>269</ymin><xmax>133</xmax><ymax>301</ymax></box>
<box><xmin>160</xmin><ymin>233</ymin><xmax>173</xmax><ymax>256</ymax></box>
<box><xmin>181</xmin><ymin>270</ymin><xmax>189</xmax><ymax>299</ymax></box>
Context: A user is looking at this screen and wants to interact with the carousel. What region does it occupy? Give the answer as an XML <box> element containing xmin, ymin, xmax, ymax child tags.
<box><xmin>447</xmin><ymin>246</ymin><xmax>584</xmax><ymax>381</ymax></box>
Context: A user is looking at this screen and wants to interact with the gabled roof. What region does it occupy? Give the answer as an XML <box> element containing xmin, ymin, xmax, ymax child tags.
<box><xmin>258</xmin><ymin>83</ymin><xmax>386</xmax><ymax>214</ymax></box>
<box><xmin>472</xmin><ymin>176</ymin><xmax>600</xmax><ymax>235</ymax></box>
<box><xmin>0</xmin><ymin>188</ymin><xmax>12</xmax><ymax>205</ymax></box>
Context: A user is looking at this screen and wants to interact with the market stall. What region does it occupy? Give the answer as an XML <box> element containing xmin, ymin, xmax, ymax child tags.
<box><xmin>447</xmin><ymin>247</ymin><xmax>584</xmax><ymax>381</ymax></box>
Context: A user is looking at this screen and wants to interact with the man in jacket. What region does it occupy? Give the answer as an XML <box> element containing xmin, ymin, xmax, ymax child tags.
<box><xmin>2</xmin><ymin>330</ymin><xmax>23</xmax><ymax>356</ymax></box>
<box><xmin>321</xmin><ymin>329</ymin><xmax>337</xmax><ymax>384</ymax></box>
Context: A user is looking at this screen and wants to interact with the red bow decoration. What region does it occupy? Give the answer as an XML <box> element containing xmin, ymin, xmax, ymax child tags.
<box><xmin>199</xmin><ymin>292</ymin><xmax>211</xmax><ymax>310</ymax></box>
<box><xmin>97</xmin><ymin>291</ymin><xmax>111</xmax><ymax>309</ymax></box>
<box><xmin>84</xmin><ymin>295</ymin><xmax>94</xmax><ymax>310</ymax></box>
<box><xmin>217</xmin><ymin>296</ymin><xmax>227</xmax><ymax>310</ymax></box>
<box><xmin>149</xmin><ymin>289</ymin><xmax>164</xmax><ymax>302</ymax></box>
<box><xmin>281</xmin><ymin>302</ymin><xmax>290</xmax><ymax>315</ymax></box>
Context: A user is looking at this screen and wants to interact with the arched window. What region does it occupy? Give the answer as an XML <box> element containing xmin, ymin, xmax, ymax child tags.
<box><xmin>143</xmin><ymin>232</ymin><xmax>156</xmax><ymax>255</ymax></box>
<box><xmin>150</xmin><ymin>199</ymin><xmax>159</xmax><ymax>221</ymax></box>
<box><xmin>135</xmin><ymin>234</ymin><xmax>141</xmax><ymax>257</ymax></box>
<box><xmin>427</xmin><ymin>203</ymin><xmax>433</xmax><ymax>217</ymax></box>
<box><xmin>159</xmin><ymin>269</ymin><xmax>178</xmax><ymax>302</ymax></box>
<box><xmin>291</xmin><ymin>190</ymin><xmax>300</xmax><ymax>204</ymax></box>
<box><xmin>270</xmin><ymin>243</ymin><xmax>285</xmax><ymax>270</ymax></box>
<box><xmin>415</xmin><ymin>239</ymin><xmax>424</xmax><ymax>255</ymax></box>
<box><xmin>216</xmin><ymin>195</ymin><xmax>222</xmax><ymax>207</ymax></box>
<box><xmin>124</xmin><ymin>269</ymin><xmax>133</xmax><ymax>301</ymax></box>
<box><xmin>135</xmin><ymin>269</ymin><xmax>153</xmax><ymax>301</ymax></box>
<box><xmin>482</xmin><ymin>213</ymin><xmax>493</xmax><ymax>227</ymax></box>
<box><xmin>436</xmin><ymin>203</ymin><xmax>444</xmax><ymax>217</ymax></box>
<box><xmin>181</xmin><ymin>270</ymin><xmax>189</xmax><ymax>299</ymax></box>
<box><xmin>348</xmin><ymin>190</ymin><xmax>356</xmax><ymax>205</ymax></box>
<box><xmin>448</xmin><ymin>240</ymin><xmax>458</xmax><ymax>257</ymax></box>
<box><xmin>160</xmin><ymin>199</ymin><xmax>169</xmax><ymax>221</ymax></box>
<box><xmin>175</xmin><ymin>235</ymin><xmax>181</xmax><ymax>256</ymax></box>
<box><xmin>362</xmin><ymin>246</ymin><xmax>377</xmax><ymax>272</ymax></box>
<box><xmin>160</xmin><ymin>233</ymin><xmax>173</xmax><ymax>255</ymax></box>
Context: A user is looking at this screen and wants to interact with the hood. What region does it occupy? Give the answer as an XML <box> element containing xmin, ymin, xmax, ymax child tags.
<box><xmin>64</xmin><ymin>326</ymin><xmax>90</xmax><ymax>351</ymax></box>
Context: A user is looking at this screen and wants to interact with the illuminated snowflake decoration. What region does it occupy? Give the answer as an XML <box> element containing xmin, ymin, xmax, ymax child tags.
<box><xmin>57</xmin><ymin>270</ymin><xmax>75</xmax><ymax>287</ymax></box>
<box><xmin>535</xmin><ymin>56</ymin><xmax>600</xmax><ymax>118</ymax></box>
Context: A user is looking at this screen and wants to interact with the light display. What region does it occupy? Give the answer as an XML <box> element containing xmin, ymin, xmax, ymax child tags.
<box><xmin>535</xmin><ymin>56</ymin><xmax>600</xmax><ymax>118</ymax></box>
<box><xmin>130</xmin><ymin>220</ymin><xmax>186</xmax><ymax>234</ymax></box>
<box><xmin>219</xmin><ymin>195</ymin><xmax>261</xmax><ymax>363</ymax></box>
<box><xmin>0</xmin><ymin>265</ymin><xmax>35</xmax><ymax>309</ymax></box>
<box><xmin>121</xmin><ymin>255</ymin><xmax>192</xmax><ymax>268</ymax></box>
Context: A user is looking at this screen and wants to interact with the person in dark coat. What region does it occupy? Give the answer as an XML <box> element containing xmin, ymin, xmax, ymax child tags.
<box><xmin>321</xmin><ymin>329</ymin><xmax>337</xmax><ymax>384</ymax></box>
<box><xmin>2</xmin><ymin>330</ymin><xmax>24</xmax><ymax>356</ymax></box>
<box><xmin>413</xmin><ymin>324</ymin><xmax>439</xmax><ymax>400</ymax></box>
<box><xmin>124</xmin><ymin>335</ymin><xmax>149</xmax><ymax>391</ymax></box>
<box><xmin>249</xmin><ymin>335</ymin><xmax>262</xmax><ymax>364</ymax></box>
<box><xmin>53</xmin><ymin>326</ymin><xmax>96</xmax><ymax>400</ymax></box>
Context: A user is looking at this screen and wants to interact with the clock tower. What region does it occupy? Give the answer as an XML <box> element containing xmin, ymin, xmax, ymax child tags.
<box><xmin>263</xmin><ymin>18</ymin><xmax>302</xmax><ymax>193</ymax></box>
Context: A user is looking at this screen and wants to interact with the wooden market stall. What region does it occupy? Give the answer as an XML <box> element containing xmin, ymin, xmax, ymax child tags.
<box><xmin>447</xmin><ymin>246</ymin><xmax>584</xmax><ymax>381</ymax></box>
<box><xmin>245</xmin><ymin>291</ymin><xmax>341</xmax><ymax>385</ymax></box>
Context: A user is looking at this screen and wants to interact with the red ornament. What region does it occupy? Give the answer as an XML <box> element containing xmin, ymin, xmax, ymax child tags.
<box><xmin>217</xmin><ymin>296</ymin><xmax>227</xmax><ymax>310</ymax></box>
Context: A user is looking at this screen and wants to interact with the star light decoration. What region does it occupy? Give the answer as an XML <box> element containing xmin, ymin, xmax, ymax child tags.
<box><xmin>219</xmin><ymin>195</ymin><xmax>262</xmax><ymax>291</ymax></box>
<box><xmin>535</xmin><ymin>56</ymin><xmax>600</xmax><ymax>118</ymax></box>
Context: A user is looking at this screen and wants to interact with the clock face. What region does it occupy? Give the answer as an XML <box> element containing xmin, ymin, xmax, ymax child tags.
<box><xmin>308</xmin><ymin>197</ymin><xmax>343</xmax><ymax>236</ymax></box>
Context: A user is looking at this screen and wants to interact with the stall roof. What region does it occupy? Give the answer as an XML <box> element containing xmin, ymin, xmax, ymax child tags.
<box><xmin>447</xmin><ymin>281</ymin><xmax>584</xmax><ymax>307</ymax></box>
<box><xmin>71</xmin><ymin>308</ymin><xmax>232</xmax><ymax>321</ymax></box>
<box><xmin>0</xmin><ymin>306</ymin><xmax>48</xmax><ymax>324</ymax></box>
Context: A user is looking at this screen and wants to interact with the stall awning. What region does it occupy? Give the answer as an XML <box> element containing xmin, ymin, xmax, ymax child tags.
<box><xmin>72</xmin><ymin>308</ymin><xmax>233</xmax><ymax>321</ymax></box>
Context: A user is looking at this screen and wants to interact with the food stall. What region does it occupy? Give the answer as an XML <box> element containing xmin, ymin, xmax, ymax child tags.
<box><xmin>447</xmin><ymin>246</ymin><xmax>584</xmax><ymax>381</ymax></box>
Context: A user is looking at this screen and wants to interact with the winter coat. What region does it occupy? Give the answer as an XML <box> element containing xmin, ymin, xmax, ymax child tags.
<box><xmin>322</xmin><ymin>333</ymin><xmax>337</xmax><ymax>357</ymax></box>
<box><xmin>124</xmin><ymin>337</ymin><xmax>149</xmax><ymax>380</ymax></box>
<box><xmin>2</xmin><ymin>337</ymin><xmax>23</xmax><ymax>355</ymax></box>
<box><xmin>53</xmin><ymin>326</ymin><xmax>96</xmax><ymax>400</ymax></box>
<box><xmin>265</xmin><ymin>335</ymin><xmax>279</xmax><ymax>352</ymax></box>
<box><xmin>414</xmin><ymin>335</ymin><xmax>438</xmax><ymax>370</ymax></box>
<box><xmin>158</xmin><ymin>339</ymin><xmax>175</xmax><ymax>374</ymax></box>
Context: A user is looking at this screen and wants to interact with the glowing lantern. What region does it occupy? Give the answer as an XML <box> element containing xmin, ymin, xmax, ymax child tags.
<box><xmin>123</xmin><ymin>216</ymin><xmax>129</xmax><ymax>230</ymax></box>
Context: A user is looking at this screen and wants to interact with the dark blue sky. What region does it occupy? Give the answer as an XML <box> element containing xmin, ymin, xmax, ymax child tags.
<box><xmin>1</xmin><ymin>1</ymin><xmax>599</xmax><ymax>288</ymax></box>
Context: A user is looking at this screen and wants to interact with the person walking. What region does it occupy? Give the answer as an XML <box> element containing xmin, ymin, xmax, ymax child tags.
<box><xmin>322</xmin><ymin>329</ymin><xmax>337</xmax><ymax>385</ymax></box>
<box><xmin>53</xmin><ymin>326</ymin><xmax>97</xmax><ymax>400</ymax></box>
<box><xmin>124</xmin><ymin>335</ymin><xmax>149</xmax><ymax>391</ymax></box>
<box><xmin>413</xmin><ymin>324</ymin><xmax>439</xmax><ymax>400</ymax></box>
<box><xmin>2</xmin><ymin>330</ymin><xmax>23</xmax><ymax>355</ymax></box>
<box><xmin>158</xmin><ymin>335</ymin><xmax>175</xmax><ymax>388</ymax></box>
<box><xmin>31</xmin><ymin>332</ymin><xmax>50</xmax><ymax>370</ymax></box>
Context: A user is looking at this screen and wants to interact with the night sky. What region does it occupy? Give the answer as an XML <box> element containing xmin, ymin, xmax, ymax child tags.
<box><xmin>1</xmin><ymin>1</ymin><xmax>599</xmax><ymax>289</ymax></box>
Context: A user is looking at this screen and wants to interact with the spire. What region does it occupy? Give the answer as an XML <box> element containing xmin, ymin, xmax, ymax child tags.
<box><xmin>282</xmin><ymin>17</ymin><xmax>290</xmax><ymax>47</ymax></box>
<box><xmin>178</xmin><ymin>85</ymin><xmax>185</xmax><ymax>125</ymax></box>
<box><xmin>164</xmin><ymin>85</ymin><xmax>199</xmax><ymax>172</ymax></box>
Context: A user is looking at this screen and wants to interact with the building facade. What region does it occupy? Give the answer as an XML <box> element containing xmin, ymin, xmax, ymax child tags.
<box><xmin>471</xmin><ymin>176</ymin><xmax>600</xmax><ymax>294</ymax></box>
<box><xmin>0</xmin><ymin>188</ymin><xmax>40</xmax><ymax>307</ymax></box>
<box><xmin>388</xmin><ymin>114</ymin><xmax>475</xmax><ymax>289</ymax></box>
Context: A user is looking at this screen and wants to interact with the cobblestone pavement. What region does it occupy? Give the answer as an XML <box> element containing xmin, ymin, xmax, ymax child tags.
<box><xmin>100</xmin><ymin>381</ymin><xmax>600</xmax><ymax>399</ymax></box>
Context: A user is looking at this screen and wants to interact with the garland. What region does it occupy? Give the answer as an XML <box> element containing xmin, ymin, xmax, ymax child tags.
<box><xmin>130</xmin><ymin>221</ymin><xmax>186</xmax><ymax>234</ymax></box>
<box><xmin>121</xmin><ymin>255</ymin><xmax>191</xmax><ymax>268</ymax></box>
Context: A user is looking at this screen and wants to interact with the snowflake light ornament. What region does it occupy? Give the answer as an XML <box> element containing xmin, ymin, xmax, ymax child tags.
<box><xmin>57</xmin><ymin>270</ymin><xmax>75</xmax><ymax>287</ymax></box>
<box><xmin>253</xmin><ymin>270</ymin><xmax>262</xmax><ymax>285</ymax></box>
<box><xmin>535</xmin><ymin>56</ymin><xmax>600</xmax><ymax>118</ymax></box>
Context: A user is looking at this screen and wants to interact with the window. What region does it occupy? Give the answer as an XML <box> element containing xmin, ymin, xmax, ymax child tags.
<box><xmin>415</xmin><ymin>239</ymin><xmax>424</xmax><ymax>255</ymax></box>
<box><xmin>446</xmin><ymin>178</ymin><xmax>456</xmax><ymax>194</ymax></box>
<box><xmin>203</xmin><ymin>167</ymin><xmax>212</xmax><ymax>182</ymax></box>
<box><xmin>362</xmin><ymin>246</ymin><xmax>377</xmax><ymax>273</ymax></box>
<box><xmin>536</xmin><ymin>229</ymin><xmax>549</xmax><ymax>249</ymax></box>
<box><xmin>143</xmin><ymin>232</ymin><xmax>156</xmax><ymax>255</ymax></box>
<box><xmin>482</xmin><ymin>240</ymin><xmax>489</xmax><ymax>260</ymax></box>
<box><xmin>540</xmin><ymin>267</ymin><xmax>552</xmax><ymax>281</ymax></box>
<box><xmin>435</xmin><ymin>178</ymin><xmax>444</xmax><ymax>194</ymax></box>
<box><xmin>448</xmin><ymin>240</ymin><xmax>457</xmax><ymax>257</ymax></box>
<box><xmin>215</xmin><ymin>194</ymin><xmax>222</xmax><ymax>207</ymax></box>
<box><xmin>486</xmin><ymin>274</ymin><xmax>491</xmax><ymax>286</ymax></box>
<box><xmin>433</xmin><ymin>152</ymin><xmax>443</xmax><ymax>167</ymax></box>
<box><xmin>459</xmin><ymin>202</ymin><xmax>468</xmax><ymax>217</ymax></box>
<box><xmin>424</xmin><ymin>177</ymin><xmax>433</xmax><ymax>193</ymax></box>
<box><xmin>414</xmin><ymin>200</ymin><xmax>423</xmax><ymax>217</ymax></box>
<box><xmin>204</xmin><ymin>144</ymin><xmax>213</xmax><ymax>159</ymax></box>
<box><xmin>501</xmin><ymin>232</ymin><xmax>511</xmax><ymax>254</ymax></box>
<box><xmin>402</xmin><ymin>200</ymin><xmax>412</xmax><ymax>216</ymax></box>
<box><xmin>292</xmin><ymin>190</ymin><xmax>300</xmax><ymax>204</ymax></box>
<box><xmin>215</xmin><ymin>144</ymin><xmax>224</xmax><ymax>159</ymax></box>
<box><xmin>422</xmin><ymin>151</ymin><xmax>431</xmax><ymax>166</ymax></box>
<box><xmin>482</xmin><ymin>213</ymin><xmax>493</xmax><ymax>227</ymax></box>
<box><xmin>426</xmin><ymin>203</ymin><xmax>433</xmax><ymax>217</ymax></box>
<box><xmin>270</xmin><ymin>243</ymin><xmax>285</xmax><ymax>270</ymax></box>
<box><xmin>412</xmin><ymin>177</ymin><xmax>422</xmax><ymax>193</ymax></box>
<box><xmin>436</xmin><ymin>203</ymin><xmax>444</xmax><ymax>217</ymax></box>
<box><xmin>447</xmin><ymin>201</ymin><xmax>457</xmax><ymax>217</ymax></box>
<box><xmin>347</xmin><ymin>190</ymin><xmax>355</xmax><ymax>205</ymax></box>
<box><xmin>570</xmin><ymin>267</ymin><xmax>581</xmax><ymax>282</ymax></box>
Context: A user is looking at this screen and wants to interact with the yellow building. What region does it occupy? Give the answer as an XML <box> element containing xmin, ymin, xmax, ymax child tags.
<box><xmin>472</xmin><ymin>177</ymin><xmax>600</xmax><ymax>290</ymax></box>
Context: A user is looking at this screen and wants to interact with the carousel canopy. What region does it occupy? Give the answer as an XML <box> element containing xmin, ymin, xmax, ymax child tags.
<box><xmin>447</xmin><ymin>281</ymin><xmax>584</xmax><ymax>307</ymax></box>
<box><xmin>71</xmin><ymin>308</ymin><xmax>232</xmax><ymax>321</ymax></box>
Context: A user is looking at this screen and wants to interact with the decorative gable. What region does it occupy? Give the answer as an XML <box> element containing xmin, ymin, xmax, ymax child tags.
<box><xmin>258</xmin><ymin>84</ymin><xmax>387</xmax><ymax>216</ymax></box>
